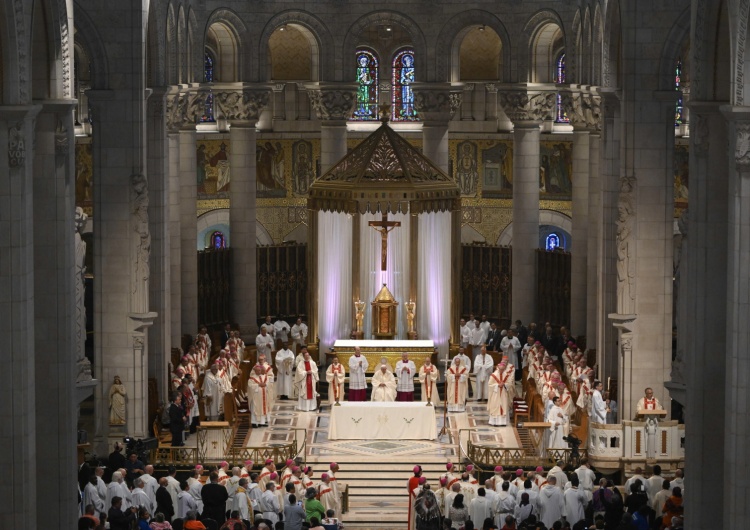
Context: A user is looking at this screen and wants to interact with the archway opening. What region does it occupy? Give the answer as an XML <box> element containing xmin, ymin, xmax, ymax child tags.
<box><xmin>268</xmin><ymin>23</ymin><xmax>319</xmax><ymax>81</ymax></box>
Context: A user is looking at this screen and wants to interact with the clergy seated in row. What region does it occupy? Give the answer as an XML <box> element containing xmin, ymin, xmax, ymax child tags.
<box><xmin>247</xmin><ymin>364</ymin><xmax>273</xmax><ymax>427</ymax></box>
<box><xmin>275</xmin><ymin>341</ymin><xmax>295</xmax><ymax>400</ymax></box>
<box><xmin>348</xmin><ymin>346</ymin><xmax>369</xmax><ymax>401</ymax></box>
<box><xmin>326</xmin><ymin>356</ymin><xmax>346</xmax><ymax>405</ymax></box>
<box><xmin>371</xmin><ymin>363</ymin><xmax>397</xmax><ymax>402</ymax></box>
<box><xmin>395</xmin><ymin>353</ymin><xmax>417</xmax><ymax>401</ymax></box>
<box><xmin>295</xmin><ymin>350</ymin><xmax>319</xmax><ymax>411</ymax></box>
<box><xmin>488</xmin><ymin>361</ymin><xmax>513</xmax><ymax>426</ymax></box>
<box><xmin>446</xmin><ymin>357</ymin><xmax>469</xmax><ymax>412</ymax></box>
<box><xmin>418</xmin><ymin>358</ymin><xmax>440</xmax><ymax>404</ymax></box>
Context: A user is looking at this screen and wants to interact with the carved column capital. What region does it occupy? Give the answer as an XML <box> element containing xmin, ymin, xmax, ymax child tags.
<box><xmin>215</xmin><ymin>88</ymin><xmax>270</xmax><ymax>124</ymax></box>
<box><xmin>165</xmin><ymin>93</ymin><xmax>185</xmax><ymax>132</ymax></box>
<box><xmin>735</xmin><ymin>122</ymin><xmax>750</xmax><ymax>170</ymax></box>
<box><xmin>497</xmin><ymin>89</ymin><xmax>555</xmax><ymax>124</ymax></box>
<box><xmin>412</xmin><ymin>84</ymin><xmax>463</xmax><ymax>123</ymax></box>
<box><xmin>561</xmin><ymin>90</ymin><xmax>601</xmax><ymax>131</ymax></box>
<box><xmin>307</xmin><ymin>85</ymin><xmax>358</xmax><ymax>122</ymax></box>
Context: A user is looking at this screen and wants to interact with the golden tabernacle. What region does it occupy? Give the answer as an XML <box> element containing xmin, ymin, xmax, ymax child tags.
<box><xmin>330</xmin><ymin>339</ymin><xmax>437</xmax><ymax>374</ymax></box>
<box><xmin>371</xmin><ymin>283</ymin><xmax>398</xmax><ymax>339</ymax></box>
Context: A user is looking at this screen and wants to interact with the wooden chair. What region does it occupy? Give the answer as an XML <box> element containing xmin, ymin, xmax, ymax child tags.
<box><xmin>153</xmin><ymin>409</ymin><xmax>172</xmax><ymax>446</ymax></box>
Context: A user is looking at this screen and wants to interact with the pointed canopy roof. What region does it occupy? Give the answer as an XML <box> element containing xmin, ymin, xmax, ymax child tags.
<box><xmin>372</xmin><ymin>283</ymin><xmax>397</xmax><ymax>304</ymax></box>
<box><xmin>308</xmin><ymin>119</ymin><xmax>460</xmax><ymax>215</ymax></box>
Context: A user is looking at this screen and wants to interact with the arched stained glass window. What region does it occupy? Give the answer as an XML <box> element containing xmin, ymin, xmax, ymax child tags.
<box><xmin>555</xmin><ymin>53</ymin><xmax>569</xmax><ymax>123</ymax></box>
<box><xmin>392</xmin><ymin>49</ymin><xmax>417</xmax><ymax>121</ymax></box>
<box><xmin>202</xmin><ymin>52</ymin><xmax>215</xmax><ymax>122</ymax></box>
<box><xmin>353</xmin><ymin>49</ymin><xmax>378</xmax><ymax>120</ymax></box>
<box><xmin>211</xmin><ymin>231</ymin><xmax>226</xmax><ymax>249</ymax></box>
<box><xmin>546</xmin><ymin>233</ymin><xmax>561</xmax><ymax>251</ymax></box>
<box><xmin>675</xmin><ymin>59</ymin><xmax>683</xmax><ymax>127</ymax></box>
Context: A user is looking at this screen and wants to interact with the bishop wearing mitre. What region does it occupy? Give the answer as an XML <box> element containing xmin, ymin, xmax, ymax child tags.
<box><xmin>371</xmin><ymin>362</ymin><xmax>397</xmax><ymax>402</ymax></box>
<box><xmin>446</xmin><ymin>356</ymin><xmax>468</xmax><ymax>412</ymax></box>
<box><xmin>418</xmin><ymin>359</ymin><xmax>440</xmax><ymax>404</ymax></box>
<box><xmin>326</xmin><ymin>356</ymin><xmax>346</xmax><ymax>405</ymax></box>
<box><xmin>247</xmin><ymin>364</ymin><xmax>272</xmax><ymax>427</ymax></box>
<box><xmin>295</xmin><ymin>350</ymin><xmax>319</xmax><ymax>411</ymax></box>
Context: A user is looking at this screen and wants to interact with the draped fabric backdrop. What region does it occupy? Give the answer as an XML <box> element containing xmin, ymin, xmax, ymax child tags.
<box><xmin>417</xmin><ymin>212</ymin><xmax>452</xmax><ymax>359</ymax></box>
<box><xmin>360</xmin><ymin>212</ymin><xmax>411</xmax><ymax>339</ymax></box>
<box><xmin>318</xmin><ymin>211</ymin><xmax>353</xmax><ymax>354</ymax></box>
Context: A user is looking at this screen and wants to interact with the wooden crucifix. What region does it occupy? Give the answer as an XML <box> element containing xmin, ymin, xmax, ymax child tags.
<box><xmin>368</xmin><ymin>212</ymin><xmax>401</xmax><ymax>271</ymax></box>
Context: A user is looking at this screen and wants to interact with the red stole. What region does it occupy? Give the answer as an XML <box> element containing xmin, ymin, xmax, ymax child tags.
<box><xmin>304</xmin><ymin>361</ymin><xmax>314</xmax><ymax>399</ymax></box>
<box><xmin>491</xmin><ymin>373</ymin><xmax>505</xmax><ymax>414</ymax></box>
<box><xmin>644</xmin><ymin>398</ymin><xmax>656</xmax><ymax>410</ymax></box>
<box><xmin>449</xmin><ymin>367</ymin><xmax>466</xmax><ymax>403</ymax></box>
<box><xmin>249</xmin><ymin>374</ymin><xmax>268</xmax><ymax>414</ymax></box>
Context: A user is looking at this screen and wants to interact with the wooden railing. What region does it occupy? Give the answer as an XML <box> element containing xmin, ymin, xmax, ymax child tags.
<box><xmin>467</xmin><ymin>440</ymin><xmax>588</xmax><ymax>471</ymax></box>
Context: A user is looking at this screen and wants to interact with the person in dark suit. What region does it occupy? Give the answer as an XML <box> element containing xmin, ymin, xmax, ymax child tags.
<box><xmin>485</xmin><ymin>322</ymin><xmax>502</xmax><ymax>352</ymax></box>
<box><xmin>221</xmin><ymin>323</ymin><xmax>232</xmax><ymax>349</ymax></box>
<box><xmin>108</xmin><ymin>496</ymin><xmax>138</xmax><ymax>530</ymax></box>
<box><xmin>156</xmin><ymin>477</ymin><xmax>175</xmax><ymax>521</ymax></box>
<box><xmin>541</xmin><ymin>325</ymin><xmax>561</xmax><ymax>359</ymax></box>
<box><xmin>169</xmin><ymin>392</ymin><xmax>186</xmax><ymax>447</ymax></box>
<box><xmin>515</xmin><ymin>320</ymin><xmax>528</xmax><ymax>347</ymax></box>
<box><xmin>201</xmin><ymin>471</ymin><xmax>229</xmax><ymax>524</ymax></box>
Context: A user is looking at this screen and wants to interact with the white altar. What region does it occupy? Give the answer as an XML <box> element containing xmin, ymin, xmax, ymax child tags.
<box><xmin>332</xmin><ymin>339</ymin><xmax>435</xmax><ymax>373</ymax></box>
<box><xmin>328</xmin><ymin>402</ymin><xmax>437</xmax><ymax>440</ymax></box>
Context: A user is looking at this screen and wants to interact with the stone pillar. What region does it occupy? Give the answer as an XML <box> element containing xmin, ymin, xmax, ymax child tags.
<box><xmin>308</xmin><ymin>84</ymin><xmax>357</xmax><ymax>171</ymax></box>
<box><xmin>485</xmin><ymin>84</ymin><xmax>498</xmax><ymax>122</ymax></box>
<box><xmin>0</xmin><ymin>106</ymin><xmax>40</xmax><ymax>529</ymax></box>
<box><xmin>216</xmin><ymin>87</ymin><xmax>270</xmax><ymax>338</ymax></box>
<box><xmin>586</xmin><ymin>129</ymin><xmax>601</xmax><ymax>347</ymax></box>
<box><xmin>272</xmin><ymin>83</ymin><xmax>286</xmax><ymax>122</ymax></box>
<box><xmin>499</xmin><ymin>89</ymin><xmax>556</xmax><ymax>324</ymax></box>
<box><xmin>147</xmin><ymin>89</ymin><xmax>171</xmax><ymax>398</ymax></box>
<box><xmin>166</xmin><ymin>93</ymin><xmax>182</xmax><ymax>349</ymax></box>
<box><xmin>461</xmin><ymin>84</ymin><xmax>474</xmax><ymax>121</ymax></box>
<box><xmin>33</xmin><ymin>100</ymin><xmax>79</xmax><ymax>529</ymax></box>
<box><xmin>413</xmin><ymin>84</ymin><xmax>463</xmax><ymax>173</ymax></box>
<box><xmin>89</xmin><ymin>87</ymin><xmax>157</xmax><ymax>449</ymax></box>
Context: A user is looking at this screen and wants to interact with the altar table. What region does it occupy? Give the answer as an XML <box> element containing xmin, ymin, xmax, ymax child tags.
<box><xmin>328</xmin><ymin>402</ymin><xmax>437</xmax><ymax>440</ymax></box>
<box><xmin>331</xmin><ymin>339</ymin><xmax>435</xmax><ymax>373</ymax></box>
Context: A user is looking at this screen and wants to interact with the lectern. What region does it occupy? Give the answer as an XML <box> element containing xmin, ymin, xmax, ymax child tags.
<box><xmin>638</xmin><ymin>409</ymin><xmax>667</xmax><ymax>459</ymax></box>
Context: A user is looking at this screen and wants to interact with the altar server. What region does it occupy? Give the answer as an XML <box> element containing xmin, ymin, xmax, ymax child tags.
<box><xmin>348</xmin><ymin>347</ymin><xmax>369</xmax><ymax>401</ymax></box>
<box><xmin>473</xmin><ymin>347</ymin><xmax>494</xmax><ymax>401</ymax></box>
<box><xmin>275</xmin><ymin>342</ymin><xmax>295</xmax><ymax>399</ymax></box>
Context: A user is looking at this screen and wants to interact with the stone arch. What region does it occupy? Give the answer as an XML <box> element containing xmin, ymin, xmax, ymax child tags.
<box><xmin>521</xmin><ymin>9</ymin><xmax>567</xmax><ymax>83</ymax></box>
<box><xmin>166</xmin><ymin>3</ymin><xmax>177</xmax><ymax>85</ymax></box>
<box><xmin>602</xmin><ymin>0</ymin><xmax>621</xmax><ymax>88</ymax></box>
<box><xmin>342</xmin><ymin>11</ymin><xmax>428</xmax><ymax>82</ymax></box>
<box><xmin>658</xmin><ymin>6</ymin><xmax>690</xmax><ymax>92</ymax></box>
<box><xmin>592</xmin><ymin>3</ymin><xmax>603</xmax><ymax>86</ymax></box>
<box><xmin>258</xmin><ymin>10</ymin><xmax>333</xmax><ymax>82</ymax></box>
<box><xmin>434</xmin><ymin>10</ymin><xmax>513</xmax><ymax>82</ymax></box>
<box><xmin>203</xmin><ymin>7</ymin><xmax>250</xmax><ymax>82</ymax></box>
<box><xmin>571</xmin><ymin>10</ymin><xmax>581</xmax><ymax>85</ymax></box>
<box><xmin>73</xmin><ymin>1</ymin><xmax>108</xmax><ymax>89</ymax></box>
<box><xmin>196</xmin><ymin>209</ymin><xmax>275</xmax><ymax>246</ymax></box>
<box><xmin>496</xmin><ymin>210</ymin><xmax>573</xmax><ymax>246</ymax></box>
<box><xmin>177</xmin><ymin>5</ymin><xmax>186</xmax><ymax>83</ymax></box>
<box><xmin>582</xmin><ymin>7</ymin><xmax>592</xmax><ymax>85</ymax></box>
<box><xmin>30</xmin><ymin>0</ymin><xmax>70</xmax><ymax>100</ymax></box>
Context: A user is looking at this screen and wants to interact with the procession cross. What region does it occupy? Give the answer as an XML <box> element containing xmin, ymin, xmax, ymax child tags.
<box><xmin>368</xmin><ymin>212</ymin><xmax>401</xmax><ymax>271</ymax></box>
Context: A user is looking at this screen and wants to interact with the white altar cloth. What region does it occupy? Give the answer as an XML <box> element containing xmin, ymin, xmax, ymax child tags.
<box><xmin>328</xmin><ymin>402</ymin><xmax>437</xmax><ymax>440</ymax></box>
<box><xmin>333</xmin><ymin>340</ymin><xmax>435</xmax><ymax>348</ymax></box>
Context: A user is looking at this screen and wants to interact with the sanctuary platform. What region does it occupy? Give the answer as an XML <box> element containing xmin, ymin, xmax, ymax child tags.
<box><xmin>331</xmin><ymin>339</ymin><xmax>436</xmax><ymax>373</ymax></box>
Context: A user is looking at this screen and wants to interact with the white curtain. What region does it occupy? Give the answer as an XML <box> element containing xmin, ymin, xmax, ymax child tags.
<box><xmin>417</xmin><ymin>211</ymin><xmax>452</xmax><ymax>359</ymax></box>
<box><xmin>360</xmin><ymin>212</ymin><xmax>411</xmax><ymax>339</ymax></box>
<box><xmin>317</xmin><ymin>211</ymin><xmax>353</xmax><ymax>355</ymax></box>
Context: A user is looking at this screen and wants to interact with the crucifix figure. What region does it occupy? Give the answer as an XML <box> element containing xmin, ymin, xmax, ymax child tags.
<box><xmin>368</xmin><ymin>212</ymin><xmax>401</xmax><ymax>271</ymax></box>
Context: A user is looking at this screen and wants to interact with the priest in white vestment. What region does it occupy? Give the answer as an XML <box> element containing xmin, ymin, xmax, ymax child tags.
<box><xmin>290</xmin><ymin>318</ymin><xmax>308</xmax><ymax>353</ymax></box>
<box><xmin>454</xmin><ymin>347</ymin><xmax>472</xmax><ymax>373</ymax></box>
<box><xmin>248</xmin><ymin>364</ymin><xmax>272</xmax><ymax>427</ymax></box>
<box><xmin>131</xmin><ymin>478</ymin><xmax>154</xmax><ymax>513</ymax></box>
<box><xmin>203</xmin><ymin>364</ymin><xmax>224</xmax><ymax>420</ymax></box>
<box><xmin>468</xmin><ymin>488</ymin><xmax>493</xmax><ymax>525</ymax></box>
<box><xmin>418</xmin><ymin>359</ymin><xmax>440</xmax><ymax>404</ymax></box>
<box><xmin>273</xmin><ymin>317</ymin><xmax>291</xmax><ymax>348</ymax></box>
<box><xmin>107</xmin><ymin>471</ymin><xmax>129</xmax><ymax>510</ymax></box>
<box><xmin>488</xmin><ymin>363</ymin><xmax>511</xmax><ymax>426</ymax></box>
<box><xmin>233</xmin><ymin>478</ymin><xmax>253</xmax><ymax>521</ymax></box>
<box><xmin>446</xmin><ymin>357</ymin><xmax>468</xmax><ymax>412</ymax></box>
<box><xmin>348</xmin><ymin>347</ymin><xmax>369</xmax><ymax>401</ymax></box>
<box><xmin>274</xmin><ymin>342</ymin><xmax>295</xmax><ymax>399</ymax></box>
<box><xmin>326</xmin><ymin>356</ymin><xmax>346</xmax><ymax>404</ymax></box>
<box><xmin>538</xmin><ymin>476</ymin><xmax>564</xmax><ymax>528</ymax></box>
<box><xmin>395</xmin><ymin>353</ymin><xmax>417</xmax><ymax>401</ymax></box>
<box><xmin>547</xmin><ymin>396</ymin><xmax>567</xmax><ymax>450</ymax></box>
<box><xmin>317</xmin><ymin>473</ymin><xmax>339</xmax><ymax>515</ymax></box>
<box><xmin>257</xmin><ymin>354</ymin><xmax>276</xmax><ymax>410</ymax></box>
<box><xmin>371</xmin><ymin>363</ymin><xmax>397</xmax><ymax>402</ymax></box>
<box><xmin>473</xmin><ymin>347</ymin><xmax>494</xmax><ymax>401</ymax></box>
<box><xmin>459</xmin><ymin>319</ymin><xmax>471</xmax><ymax>349</ymax></box>
<box><xmin>255</xmin><ymin>326</ymin><xmax>275</xmax><ymax>358</ymax></box>
<box><xmin>469</xmin><ymin>321</ymin><xmax>486</xmax><ymax>360</ymax></box>
<box><xmin>83</xmin><ymin>476</ymin><xmax>105</xmax><ymax>515</ymax></box>
<box><xmin>563</xmin><ymin>476</ymin><xmax>587</xmax><ymax>526</ymax></box>
<box><xmin>178</xmin><ymin>482</ymin><xmax>198</xmax><ymax>519</ymax></box>
<box><xmin>295</xmin><ymin>352</ymin><xmax>319</xmax><ymax>411</ymax></box>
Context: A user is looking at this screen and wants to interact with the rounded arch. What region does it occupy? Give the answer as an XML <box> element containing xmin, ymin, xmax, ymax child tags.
<box><xmin>197</xmin><ymin>209</ymin><xmax>275</xmax><ymax>247</ymax></box>
<box><xmin>434</xmin><ymin>10</ymin><xmax>512</xmax><ymax>82</ymax></box>
<box><xmin>521</xmin><ymin>9</ymin><xmax>567</xmax><ymax>83</ymax></box>
<box><xmin>658</xmin><ymin>7</ymin><xmax>691</xmax><ymax>94</ymax></box>
<box><xmin>342</xmin><ymin>11</ymin><xmax>428</xmax><ymax>82</ymax></box>
<box><xmin>496</xmin><ymin>210</ymin><xmax>573</xmax><ymax>246</ymax></box>
<box><xmin>258</xmin><ymin>10</ymin><xmax>333</xmax><ymax>82</ymax></box>
<box><xmin>203</xmin><ymin>8</ymin><xmax>250</xmax><ymax>82</ymax></box>
<box><xmin>73</xmin><ymin>1</ymin><xmax>109</xmax><ymax>89</ymax></box>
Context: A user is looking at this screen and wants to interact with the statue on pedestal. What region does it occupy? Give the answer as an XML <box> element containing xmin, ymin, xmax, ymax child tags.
<box><xmin>109</xmin><ymin>376</ymin><xmax>127</xmax><ymax>425</ymax></box>
<box><xmin>75</xmin><ymin>207</ymin><xmax>92</xmax><ymax>383</ymax></box>
<box><xmin>406</xmin><ymin>300</ymin><xmax>418</xmax><ymax>340</ymax></box>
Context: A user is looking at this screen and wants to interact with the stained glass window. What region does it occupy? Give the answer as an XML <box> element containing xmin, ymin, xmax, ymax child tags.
<box><xmin>675</xmin><ymin>59</ymin><xmax>683</xmax><ymax>127</ymax></box>
<box><xmin>546</xmin><ymin>233</ymin><xmax>561</xmax><ymax>251</ymax></box>
<box><xmin>353</xmin><ymin>50</ymin><xmax>378</xmax><ymax>120</ymax></box>
<box><xmin>211</xmin><ymin>231</ymin><xmax>226</xmax><ymax>249</ymax></box>
<box><xmin>202</xmin><ymin>52</ymin><xmax>215</xmax><ymax>122</ymax></box>
<box><xmin>392</xmin><ymin>49</ymin><xmax>417</xmax><ymax>121</ymax></box>
<box><xmin>555</xmin><ymin>53</ymin><xmax>569</xmax><ymax>123</ymax></box>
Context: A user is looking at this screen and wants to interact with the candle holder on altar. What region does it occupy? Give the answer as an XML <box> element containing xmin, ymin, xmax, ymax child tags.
<box><xmin>406</xmin><ymin>300</ymin><xmax>418</xmax><ymax>340</ymax></box>
<box><xmin>371</xmin><ymin>284</ymin><xmax>398</xmax><ymax>340</ymax></box>
<box><xmin>352</xmin><ymin>299</ymin><xmax>365</xmax><ymax>340</ymax></box>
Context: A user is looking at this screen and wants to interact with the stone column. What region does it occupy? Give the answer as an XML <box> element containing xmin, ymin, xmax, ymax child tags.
<box><xmin>308</xmin><ymin>84</ymin><xmax>357</xmax><ymax>172</ymax></box>
<box><xmin>0</xmin><ymin>105</ymin><xmax>41</xmax><ymax>529</ymax></box>
<box><xmin>147</xmin><ymin>89</ymin><xmax>171</xmax><ymax>398</ymax></box>
<box><xmin>586</xmin><ymin>126</ymin><xmax>602</xmax><ymax>348</ymax></box>
<box><xmin>461</xmin><ymin>84</ymin><xmax>474</xmax><ymax>121</ymax></box>
<box><xmin>33</xmin><ymin>100</ymin><xmax>79</xmax><ymax>529</ymax></box>
<box><xmin>499</xmin><ymin>89</ymin><xmax>556</xmax><ymax>324</ymax></box>
<box><xmin>216</xmin><ymin>87</ymin><xmax>270</xmax><ymax>338</ymax></box>
<box><xmin>485</xmin><ymin>84</ymin><xmax>498</xmax><ymax>122</ymax></box>
<box><xmin>166</xmin><ymin>93</ymin><xmax>182</xmax><ymax>348</ymax></box>
<box><xmin>413</xmin><ymin>84</ymin><xmax>462</xmax><ymax>173</ymax></box>
<box><xmin>272</xmin><ymin>83</ymin><xmax>286</xmax><ymax>123</ymax></box>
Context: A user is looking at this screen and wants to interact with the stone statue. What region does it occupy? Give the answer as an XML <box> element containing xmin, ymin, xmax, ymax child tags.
<box><xmin>355</xmin><ymin>299</ymin><xmax>365</xmax><ymax>332</ymax></box>
<box><xmin>75</xmin><ymin>207</ymin><xmax>92</xmax><ymax>382</ymax></box>
<box><xmin>131</xmin><ymin>174</ymin><xmax>150</xmax><ymax>307</ymax></box>
<box><xmin>406</xmin><ymin>300</ymin><xmax>416</xmax><ymax>333</ymax></box>
<box><xmin>109</xmin><ymin>375</ymin><xmax>127</xmax><ymax>425</ymax></box>
<box><xmin>616</xmin><ymin>178</ymin><xmax>636</xmax><ymax>314</ymax></box>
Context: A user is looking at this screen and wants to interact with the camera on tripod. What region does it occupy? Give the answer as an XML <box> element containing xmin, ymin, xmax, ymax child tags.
<box><xmin>562</xmin><ymin>434</ymin><xmax>581</xmax><ymax>448</ymax></box>
<box><xmin>123</xmin><ymin>436</ymin><xmax>157</xmax><ymax>464</ymax></box>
